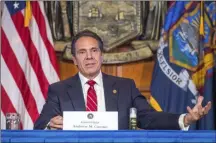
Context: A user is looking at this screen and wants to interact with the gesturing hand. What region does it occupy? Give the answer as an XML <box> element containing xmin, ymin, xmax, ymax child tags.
<box><xmin>184</xmin><ymin>96</ymin><xmax>211</xmax><ymax>127</ymax></box>
<box><xmin>48</xmin><ymin>115</ymin><xmax>63</xmax><ymax>130</ymax></box>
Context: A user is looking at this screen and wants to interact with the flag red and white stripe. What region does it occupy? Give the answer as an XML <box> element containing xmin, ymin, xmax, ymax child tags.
<box><xmin>1</xmin><ymin>1</ymin><xmax>59</xmax><ymax>129</ymax></box>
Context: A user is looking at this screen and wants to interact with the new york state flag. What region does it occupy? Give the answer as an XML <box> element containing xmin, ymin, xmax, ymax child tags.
<box><xmin>151</xmin><ymin>1</ymin><xmax>216</xmax><ymax>130</ymax></box>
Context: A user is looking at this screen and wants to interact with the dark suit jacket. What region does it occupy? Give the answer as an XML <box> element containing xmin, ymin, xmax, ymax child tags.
<box><xmin>34</xmin><ymin>73</ymin><xmax>180</xmax><ymax>130</ymax></box>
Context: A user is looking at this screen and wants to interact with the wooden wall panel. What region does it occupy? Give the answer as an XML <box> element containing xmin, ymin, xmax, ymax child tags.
<box><xmin>57</xmin><ymin>58</ymin><xmax>155</xmax><ymax>99</ymax></box>
<box><xmin>118</xmin><ymin>59</ymin><xmax>155</xmax><ymax>98</ymax></box>
<box><xmin>101</xmin><ymin>64</ymin><xmax>118</xmax><ymax>76</ymax></box>
<box><xmin>58</xmin><ymin>61</ymin><xmax>78</xmax><ymax>80</ymax></box>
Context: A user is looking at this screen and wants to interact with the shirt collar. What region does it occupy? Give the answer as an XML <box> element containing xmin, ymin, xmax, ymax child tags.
<box><xmin>79</xmin><ymin>71</ymin><xmax>102</xmax><ymax>86</ymax></box>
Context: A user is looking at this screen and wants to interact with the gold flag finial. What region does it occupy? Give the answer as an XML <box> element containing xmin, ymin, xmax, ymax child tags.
<box><xmin>24</xmin><ymin>1</ymin><xmax>32</xmax><ymax>27</ymax></box>
<box><xmin>199</xmin><ymin>1</ymin><xmax>204</xmax><ymax>36</ymax></box>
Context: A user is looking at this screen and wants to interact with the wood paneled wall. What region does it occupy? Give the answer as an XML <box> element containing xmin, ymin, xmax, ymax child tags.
<box><xmin>58</xmin><ymin>57</ymin><xmax>155</xmax><ymax>98</ymax></box>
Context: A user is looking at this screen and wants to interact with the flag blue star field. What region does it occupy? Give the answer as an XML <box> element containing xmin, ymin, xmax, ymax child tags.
<box><xmin>150</xmin><ymin>1</ymin><xmax>216</xmax><ymax>130</ymax></box>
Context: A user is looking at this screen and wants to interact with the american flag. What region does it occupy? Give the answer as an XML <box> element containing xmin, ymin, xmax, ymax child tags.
<box><xmin>1</xmin><ymin>1</ymin><xmax>59</xmax><ymax>129</ymax></box>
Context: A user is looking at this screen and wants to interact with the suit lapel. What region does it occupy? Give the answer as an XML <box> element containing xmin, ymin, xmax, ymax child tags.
<box><xmin>66</xmin><ymin>73</ymin><xmax>118</xmax><ymax>111</ymax></box>
<box><xmin>67</xmin><ymin>74</ymin><xmax>86</xmax><ymax>111</ymax></box>
<box><xmin>103</xmin><ymin>73</ymin><xmax>118</xmax><ymax>111</ymax></box>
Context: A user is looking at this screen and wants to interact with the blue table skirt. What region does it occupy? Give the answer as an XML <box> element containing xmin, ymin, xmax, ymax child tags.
<box><xmin>1</xmin><ymin>130</ymin><xmax>216</xmax><ymax>143</ymax></box>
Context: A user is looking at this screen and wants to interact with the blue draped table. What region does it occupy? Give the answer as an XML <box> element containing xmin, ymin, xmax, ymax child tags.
<box><xmin>1</xmin><ymin>130</ymin><xmax>216</xmax><ymax>143</ymax></box>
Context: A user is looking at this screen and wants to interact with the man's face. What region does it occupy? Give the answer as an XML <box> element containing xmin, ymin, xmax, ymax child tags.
<box><xmin>72</xmin><ymin>36</ymin><xmax>103</xmax><ymax>79</ymax></box>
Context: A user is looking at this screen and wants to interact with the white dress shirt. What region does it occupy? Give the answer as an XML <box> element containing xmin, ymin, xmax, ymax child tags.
<box><xmin>78</xmin><ymin>71</ymin><xmax>189</xmax><ymax>130</ymax></box>
<box><xmin>79</xmin><ymin>71</ymin><xmax>106</xmax><ymax>111</ymax></box>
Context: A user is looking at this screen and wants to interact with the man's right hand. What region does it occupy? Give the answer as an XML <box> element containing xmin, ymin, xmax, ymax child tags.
<box><xmin>48</xmin><ymin>115</ymin><xmax>63</xmax><ymax>130</ymax></box>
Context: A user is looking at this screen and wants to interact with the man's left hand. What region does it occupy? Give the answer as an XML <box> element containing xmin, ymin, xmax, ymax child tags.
<box><xmin>184</xmin><ymin>96</ymin><xmax>211</xmax><ymax>127</ymax></box>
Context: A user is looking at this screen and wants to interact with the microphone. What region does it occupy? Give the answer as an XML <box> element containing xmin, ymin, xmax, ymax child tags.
<box><xmin>129</xmin><ymin>107</ymin><xmax>137</xmax><ymax>130</ymax></box>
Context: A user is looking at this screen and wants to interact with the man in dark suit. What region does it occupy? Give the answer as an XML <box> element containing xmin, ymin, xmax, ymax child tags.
<box><xmin>34</xmin><ymin>30</ymin><xmax>211</xmax><ymax>130</ymax></box>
